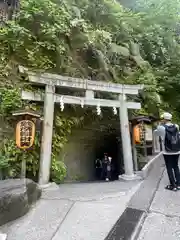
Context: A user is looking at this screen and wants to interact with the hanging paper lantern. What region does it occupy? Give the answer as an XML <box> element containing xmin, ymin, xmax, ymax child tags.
<box><xmin>16</xmin><ymin>120</ymin><xmax>35</xmax><ymax>150</ymax></box>
<box><xmin>60</xmin><ymin>96</ymin><xmax>64</xmax><ymax>111</ymax></box>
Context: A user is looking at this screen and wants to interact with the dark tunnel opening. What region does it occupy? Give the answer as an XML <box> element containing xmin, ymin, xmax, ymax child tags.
<box><xmin>94</xmin><ymin>131</ymin><xmax>124</xmax><ymax>181</ymax></box>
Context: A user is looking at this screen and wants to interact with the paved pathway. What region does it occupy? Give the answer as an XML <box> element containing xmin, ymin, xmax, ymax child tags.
<box><xmin>0</xmin><ymin>180</ymin><xmax>141</xmax><ymax>240</ymax></box>
<box><xmin>137</xmin><ymin>171</ymin><xmax>180</xmax><ymax>240</ymax></box>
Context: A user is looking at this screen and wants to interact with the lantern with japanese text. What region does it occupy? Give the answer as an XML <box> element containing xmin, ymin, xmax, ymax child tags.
<box><xmin>12</xmin><ymin>109</ymin><xmax>41</xmax><ymax>178</ymax></box>
<box><xmin>16</xmin><ymin>119</ymin><xmax>35</xmax><ymax>150</ymax></box>
<box><xmin>13</xmin><ymin>110</ymin><xmax>40</xmax><ymax>150</ymax></box>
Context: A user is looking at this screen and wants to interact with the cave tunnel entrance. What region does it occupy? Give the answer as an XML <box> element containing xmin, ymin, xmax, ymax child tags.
<box><xmin>94</xmin><ymin>130</ymin><xmax>124</xmax><ymax>181</ymax></box>
<box><xmin>62</xmin><ymin>116</ymin><xmax>125</xmax><ymax>182</ymax></box>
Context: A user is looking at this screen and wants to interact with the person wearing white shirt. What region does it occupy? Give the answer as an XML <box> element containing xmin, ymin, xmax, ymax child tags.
<box><xmin>155</xmin><ymin>112</ymin><xmax>180</xmax><ymax>191</ymax></box>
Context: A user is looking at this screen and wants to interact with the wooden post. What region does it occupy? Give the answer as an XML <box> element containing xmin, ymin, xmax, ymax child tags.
<box><xmin>21</xmin><ymin>157</ymin><xmax>26</xmax><ymax>179</ymax></box>
<box><xmin>39</xmin><ymin>85</ymin><xmax>55</xmax><ymax>185</ymax></box>
<box><xmin>131</xmin><ymin>126</ymin><xmax>138</xmax><ymax>171</ymax></box>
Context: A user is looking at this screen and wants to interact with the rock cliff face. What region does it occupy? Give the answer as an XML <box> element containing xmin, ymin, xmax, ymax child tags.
<box><xmin>0</xmin><ymin>178</ymin><xmax>41</xmax><ymax>226</ymax></box>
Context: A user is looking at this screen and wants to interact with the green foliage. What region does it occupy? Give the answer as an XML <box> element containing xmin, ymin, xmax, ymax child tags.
<box><xmin>51</xmin><ymin>159</ymin><xmax>66</xmax><ymax>183</ymax></box>
<box><xmin>0</xmin><ymin>0</ymin><xmax>152</xmax><ymax>81</ymax></box>
<box><xmin>1</xmin><ymin>136</ymin><xmax>40</xmax><ymax>178</ymax></box>
<box><xmin>135</xmin><ymin>0</ymin><xmax>180</xmax><ymax>117</ymax></box>
<box><xmin>0</xmin><ymin>154</ymin><xmax>9</xmax><ymax>169</ymax></box>
<box><xmin>0</xmin><ymin>88</ymin><xmax>22</xmax><ymax>116</ymax></box>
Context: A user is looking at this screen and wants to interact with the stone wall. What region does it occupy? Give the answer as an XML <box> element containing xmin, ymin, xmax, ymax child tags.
<box><xmin>61</xmin><ymin>128</ymin><xmax>97</xmax><ymax>181</ymax></box>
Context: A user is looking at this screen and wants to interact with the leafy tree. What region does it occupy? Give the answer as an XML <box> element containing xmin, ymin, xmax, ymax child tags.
<box><xmin>134</xmin><ymin>0</ymin><xmax>180</xmax><ymax>119</ymax></box>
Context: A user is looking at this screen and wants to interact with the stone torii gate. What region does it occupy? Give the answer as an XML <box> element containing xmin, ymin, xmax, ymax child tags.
<box><xmin>19</xmin><ymin>66</ymin><xmax>144</xmax><ymax>185</ymax></box>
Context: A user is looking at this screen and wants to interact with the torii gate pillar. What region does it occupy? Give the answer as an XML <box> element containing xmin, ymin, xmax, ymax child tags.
<box><xmin>119</xmin><ymin>94</ymin><xmax>135</xmax><ymax>180</ymax></box>
<box><xmin>39</xmin><ymin>85</ymin><xmax>55</xmax><ymax>185</ymax></box>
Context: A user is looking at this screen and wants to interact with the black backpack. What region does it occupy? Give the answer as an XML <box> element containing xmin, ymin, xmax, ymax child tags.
<box><xmin>164</xmin><ymin>124</ymin><xmax>180</xmax><ymax>152</ymax></box>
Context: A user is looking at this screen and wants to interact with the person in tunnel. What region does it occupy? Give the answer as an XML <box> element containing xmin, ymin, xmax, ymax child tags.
<box><xmin>95</xmin><ymin>158</ymin><xmax>102</xmax><ymax>180</ymax></box>
<box><xmin>101</xmin><ymin>153</ymin><xmax>108</xmax><ymax>180</ymax></box>
<box><xmin>101</xmin><ymin>153</ymin><xmax>113</xmax><ymax>181</ymax></box>
<box><xmin>106</xmin><ymin>156</ymin><xmax>112</xmax><ymax>181</ymax></box>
